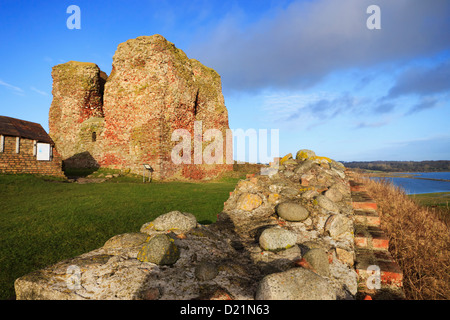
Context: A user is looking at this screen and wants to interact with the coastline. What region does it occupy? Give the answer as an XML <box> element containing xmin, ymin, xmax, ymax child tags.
<box><xmin>359</xmin><ymin>170</ymin><xmax>450</xmax><ymax>207</ymax></box>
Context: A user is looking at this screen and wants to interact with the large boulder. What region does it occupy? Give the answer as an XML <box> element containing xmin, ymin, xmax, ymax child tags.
<box><xmin>255</xmin><ymin>268</ymin><xmax>336</xmax><ymax>300</ymax></box>
<box><xmin>140</xmin><ymin>211</ymin><xmax>197</xmax><ymax>234</ymax></box>
<box><xmin>276</xmin><ymin>202</ymin><xmax>309</xmax><ymax>222</ymax></box>
<box><xmin>137</xmin><ymin>234</ymin><xmax>180</xmax><ymax>265</ymax></box>
<box><xmin>103</xmin><ymin>233</ymin><xmax>148</xmax><ymax>249</ymax></box>
<box><xmin>259</xmin><ymin>227</ymin><xmax>297</xmax><ymax>252</ymax></box>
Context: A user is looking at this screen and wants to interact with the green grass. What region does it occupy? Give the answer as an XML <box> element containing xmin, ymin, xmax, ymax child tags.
<box><xmin>408</xmin><ymin>192</ymin><xmax>450</xmax><ymax>225</ymax></box>
<box><xmin>409</xmin><ymin>192</ymin><xmax>450</xmax><ymax>208</ymax></box>
<box><xmin>0</xmin><ymin>173</ymin><xmax>240</xmax><ymax>300</ymax></box>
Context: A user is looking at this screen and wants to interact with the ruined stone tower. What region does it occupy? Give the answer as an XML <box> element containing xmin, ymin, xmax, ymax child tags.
<box><xmin>49</xmin><ymin>61</ymin><xmax>106</xmax><ymax>168</ymax></box>
<box><xmin>49</xmin><ymin>35</ymin><xmax>232</xmax><ymax>179</ymax></box>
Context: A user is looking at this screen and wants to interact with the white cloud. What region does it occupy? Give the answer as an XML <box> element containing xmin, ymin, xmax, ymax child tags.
<box><xmin>0</xmin><ymin>79</ymin><xmax>24</xmax><ymax>93</ymax></box>
<box><xmin>262</xmin><ymin>90</ymin><xmax>366</xmax><ymax>128</ymax></box>
<box><xmin>30</xmin><ymin>86</ymin><xmax>49</xmax><ymax>96</ymax></box>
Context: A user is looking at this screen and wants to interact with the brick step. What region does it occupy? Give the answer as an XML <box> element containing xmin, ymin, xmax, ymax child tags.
<box><xmin>351</xmin><ymin>191</ymin><xmax>377</xmax><ymax>210</ymax></box>
<box><xmin>352</xmin><ymin>201</ymin><xmax>377</xmax><ymax>211</ymax></box>
<box><xmin>353</xmin><ymin>209</ymin><xmax>381</xmax><ymax>227</ymax></box>
<box><xmin>351</xmin><ymin>185</ymin><xmax>366</xmax><ymax>192</ymax></box>
<box><xmin>349</xmin><ymin>180</ymin><xmax>366</xmax><ymax>192</ymax></box>
<box><xmin>355</xmin><ymin>249</ymin><xmax>404</xmax><ymax>290</ymax></box>
<box><xmin>355</xmin><ymin>284</ymin><xmax>406</xmax><ymax>300</ymax></box>
<box><xmin>354</xmin><ymin>225</ymin><xmax>390</xmax><ymax>250</ymax></box>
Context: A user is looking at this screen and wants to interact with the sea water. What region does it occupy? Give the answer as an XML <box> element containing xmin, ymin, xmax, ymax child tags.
<box><xmin>372</xmin><ymin>172</ymin><xmax>450</xmax><ymax>195</ymax></box>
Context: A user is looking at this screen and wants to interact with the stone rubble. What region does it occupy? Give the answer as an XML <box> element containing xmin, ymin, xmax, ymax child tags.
<box><xmin>14</xmin><ymin>149</ymin><xmax>359</xmax><ymax>300</ymax></box>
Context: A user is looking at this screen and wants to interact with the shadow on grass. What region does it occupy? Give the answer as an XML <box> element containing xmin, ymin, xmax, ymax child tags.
<box><xmin>64</xmin><ymin>167</ymin><xmax>99</xmax><ymax>178</ymax></box>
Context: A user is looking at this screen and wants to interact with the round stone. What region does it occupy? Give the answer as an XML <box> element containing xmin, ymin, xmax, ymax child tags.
<box><xmin>282</xmin><ymin>159</ymin><xmax>298</xmax><ymax>166</ymax></box>
<box><xmin>296</xmin><ymin>149</ymin><xmax>316</xmax><ymax>161</ymax></box>
<box><xmin>303</xmin><ymin>248</ymin><xmax>330</xmax><ymax>277</ymax></box>
<box><xmin>324</xmin><ymin>214</ymin><xmax>351</xmax><ymax>239</ymax></box>
<box><xmin>259</xmin><ymin>227</ymin><xmax>297</xmax><ymax>251</ymax></box>
<box><xmin>103</xmin><ymin>232</ymin><xmax>148</xmax><ymax>249</ymax></box>
<box><xmin>325</xmin><ymin>187</ymin><xmax>343</xmax><ymax>202</ymax></box>
<box><xmin>236</xmin><ymin>193</ymin><xmax>262</xmax><ymax>211</ymax></box>
<box><xmin>255</xmin><ymin>268</ymin><xmax>336</xmax><ymax>300</ymax></box>
<box><xmin>137</xmin><ymin>234</ymin><xmax>180</xmax><ymax>265</ymax></box>
<box><xmin>280</xmin><ymin>187</ymin><xmax>299</xmax><ymax>197</ymax></box>
<box><xmin>315</xmin><ymin>195</ymin><xmax>339</xmax><ymax>213</ymax></box>
<box><xmin>279</xmin><ymin>153</ymin><xmax>293</xmax><ymax>165</ymax></box>
<box><xmin>276</xmin><ymin>202</ymin><xmax>309</xmax><ymax>222</ymax></box>
<box><xmin>146</xmin><ymin>211</ymin><xmax>197</xmax><ymax>233</ymax></box>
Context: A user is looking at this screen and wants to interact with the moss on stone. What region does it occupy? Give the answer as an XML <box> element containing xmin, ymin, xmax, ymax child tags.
<box><xmin>280</xmin><ymin>153</ymin><xmax>293</xmax><ymax>165</ymax></box>
<box><xmin>311</xmin><ymin>156</ymin><xmax>332</xmax><ymax>163</ymax></box>
<box><xmin>52</xmin><ymin>61</ymin><xmax>102</xmax><ymax>91</ymax></box>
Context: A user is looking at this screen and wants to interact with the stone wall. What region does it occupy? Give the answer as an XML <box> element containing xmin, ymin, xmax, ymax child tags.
<box><xmin>0</xmin><ymin>136</ymin><xmax>64</xmax><ymax>177</ymax></box>
<box><xmin>49</xmin><ymin>61</ymin><xmax>105</xmax><ymax>168</ymax></box>
<box><xmin>15</xmin><ymin>149</ymin><xmax>368</xmax><ymax>300</ymax></box>
<box><xmin>49</xmin><ymin>35</ymin><xmax>232</xmax><ymax>180</ymax></box>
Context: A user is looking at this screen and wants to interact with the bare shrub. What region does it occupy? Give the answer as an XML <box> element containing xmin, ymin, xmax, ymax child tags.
<box><xmin>354</xmin><ymin>172</ymin><xmax>450</xmax><ymax>300</ymax></box>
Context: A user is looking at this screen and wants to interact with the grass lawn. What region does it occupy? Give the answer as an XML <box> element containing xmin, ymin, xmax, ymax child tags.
<box><xmin>0</xmin><ymin>173</ymin><xmax>240</xmax><ymax>300</ymax></box>
<box><xmin>409</xmin><ymin>192</ymin><xmax>450</xmax><ymax>224</ymax></box>
<box><xmin>409</xmin><ymin>192</ymin><xmax>450</xmax><ymax>208</ymax></box>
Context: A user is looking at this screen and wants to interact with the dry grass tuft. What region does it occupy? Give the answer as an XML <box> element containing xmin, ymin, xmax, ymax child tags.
<box><xmin>354</xmin><ymin>172</ymin><xmax>450</xmax><ymax>300</ymax></box>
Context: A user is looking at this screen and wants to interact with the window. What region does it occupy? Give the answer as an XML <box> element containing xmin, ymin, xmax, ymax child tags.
<box><xmin>92</xmin><ymin>131</ymin><xmax>97</xmax><ymax>142</ymax></box>
<box><xmin>0</xmin><ymin>135</ymin><xmax>4</xmax><ymax>152</ymax></box>
<box><xmin>36</xmin><ymin>143</ymin><xmax>51</xmax><ymax>161</ymax></box>
<box><xmin>15</xmin><ymin>137</ymin><xmax>20</xmax><ymax>153</ymax></box>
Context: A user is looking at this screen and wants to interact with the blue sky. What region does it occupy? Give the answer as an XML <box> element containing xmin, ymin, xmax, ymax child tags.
<box><xmin>0</xmin><ymin>0</ymin><xmax>449</xmax><ymax>162</ymax></box>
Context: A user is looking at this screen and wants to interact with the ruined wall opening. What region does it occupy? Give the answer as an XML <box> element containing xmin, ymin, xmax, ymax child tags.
<box><xmin>193</xmin><ymin>90</ymin><xmax>199</xmax><ymax>117</ymax></box>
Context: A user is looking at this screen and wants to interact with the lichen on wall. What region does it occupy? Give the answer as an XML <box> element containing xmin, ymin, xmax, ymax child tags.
<box><xmin>49</xmin><ymin>61</ymin><xmax>105</xmax><ymax>168</ymax></box>
<box><xmin>49</xmin><ymin>34</ymin><xmax>232</xmax><ymax>180</ymax></box>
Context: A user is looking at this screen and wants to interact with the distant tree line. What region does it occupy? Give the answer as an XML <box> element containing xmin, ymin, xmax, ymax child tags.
<box><xmin>342</xmin><ymin>160</ymin><xmax>450</xmax><ymax>172</ymax></box>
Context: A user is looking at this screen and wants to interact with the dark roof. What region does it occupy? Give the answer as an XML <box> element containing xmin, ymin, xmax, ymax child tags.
<box><xmin>0</xmin><ymin>116</ymin><xmax>54</xmax><ymax>145</ymax></box>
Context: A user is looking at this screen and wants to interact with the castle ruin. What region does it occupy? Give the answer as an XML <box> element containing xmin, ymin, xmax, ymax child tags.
<box><xmin>49</xmin><ymin>35</ymin><xmax>232</xmax><ymax>180</ymax></box>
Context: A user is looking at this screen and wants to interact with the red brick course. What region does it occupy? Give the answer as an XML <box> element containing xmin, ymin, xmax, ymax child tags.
<box><xmin>349</xmin><ymin>171</ymin><xmax>405</xmax><ymax>299</ymax></box>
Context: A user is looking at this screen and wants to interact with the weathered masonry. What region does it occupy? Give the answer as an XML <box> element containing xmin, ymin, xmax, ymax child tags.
<box><xmin>0</xmin><ymin>116</ymin><xmax>65</xmax><ymax>177</ymax></box>
<box><xmin>49</xmin><ymin>35</ymin><xmax>233</xmax><ymax>180</ymax></box>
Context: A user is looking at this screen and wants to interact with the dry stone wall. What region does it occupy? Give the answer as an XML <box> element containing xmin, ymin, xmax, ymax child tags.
<box><xmin>49</xmin><ymin>35</ymin><xmax>232</xmax><ymax>180</ymax></box>
<box><xmin>15</xmin><ymin>149</ymin><xmax>363</xmax><ymax>300</ymax></box>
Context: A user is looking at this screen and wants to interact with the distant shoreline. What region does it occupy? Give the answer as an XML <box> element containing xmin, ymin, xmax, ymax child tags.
<box><xmin>366</xmin><ymin>172</ymin><xmax>450</xmax><ymax>183</ymax></box>
<box><xmin>343</xmin><ymin>160</ymin><xmax>450</xmax><ymax>173</ymax></box>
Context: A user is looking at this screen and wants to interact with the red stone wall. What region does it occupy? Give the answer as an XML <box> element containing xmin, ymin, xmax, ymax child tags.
<box><xmin>0</xmin><ymin>136</ymin><xmax>65</xmax><ymax>177</ymax></box>
<box><xmin>48</xmin><ymin>35</ymin><xmax>233</xmax><ymax>180</ymax></box>
<box><xmin>49</xmin><ymin>61</ymin><xmax>105</xmax><ymax>168</ymax></box>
